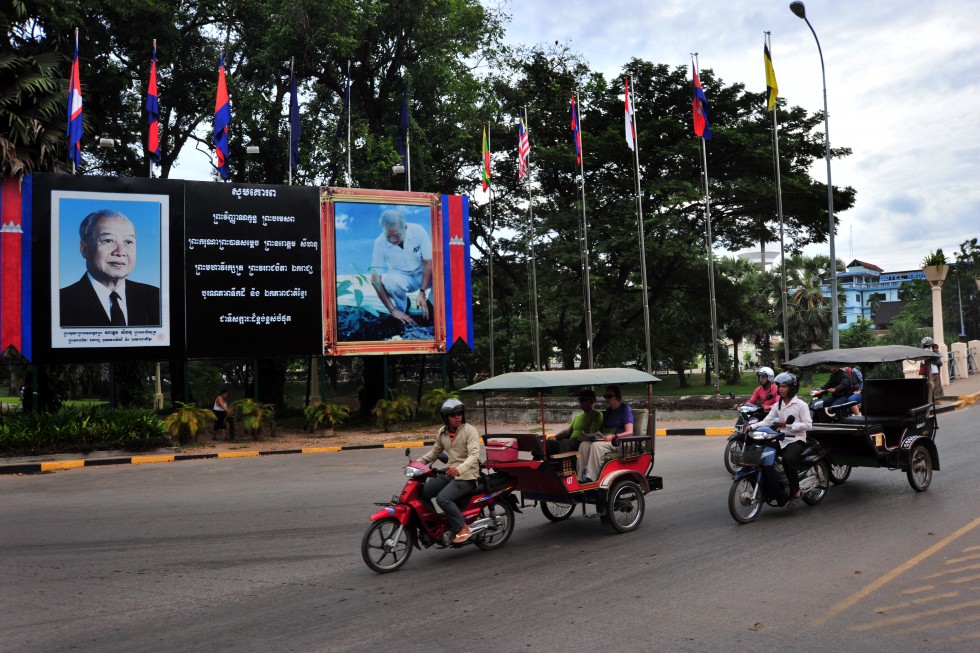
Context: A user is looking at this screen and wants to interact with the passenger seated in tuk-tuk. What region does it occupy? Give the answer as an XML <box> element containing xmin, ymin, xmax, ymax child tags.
<box><xmin>577</xmin><ymin>385</ymin><xmax>634</xmax><ymax>484</ymax></box>
<box><xmin>546</xmin><ymin>389</ymin><xmax>604</xmax><ymax>455</ymax></box>
<box><xmin>760</xmin><ymin>372</ymin><xmax>812</xmax><ymax>508</ymax></box>
<box><xmin>815</xmin><ymin>364</ymin><xmax>863</xmax><ymax>416</ymax></box>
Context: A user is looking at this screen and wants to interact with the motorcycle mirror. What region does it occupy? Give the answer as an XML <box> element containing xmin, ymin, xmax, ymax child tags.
<box><xmin>728</xmin><ymin>392</ymin><xmax>736</xmax><ymax>400</ymax></box>
<box><xmin>405</xmin><ymin>448</ymin><xmax>411</xmax><ymax>458</ymax></box>
<box><xmin>438</xmin><ymin>452</ymin><xmax>449</xmax><ymax>464</ymax></box>
<box><xmin>786</xmin><ymin>416</ymin><xmax>796</xmax><ymax>424</ymax></box>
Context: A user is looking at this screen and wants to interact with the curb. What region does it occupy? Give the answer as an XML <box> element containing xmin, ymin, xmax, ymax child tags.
<box><xmin>3</xmin><ymin>396</ymin><xmax>975</xmax><ymax>475</ymax></box>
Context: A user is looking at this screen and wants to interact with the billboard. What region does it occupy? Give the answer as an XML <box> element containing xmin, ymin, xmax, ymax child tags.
<box><xmin>183</xmin><ymin>182</ymin><xmax>322</xmax><ymax>357</ymax></box>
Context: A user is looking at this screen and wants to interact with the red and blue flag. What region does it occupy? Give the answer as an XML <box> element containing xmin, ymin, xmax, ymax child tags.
<box><xmin>692</xmin><ymin>65</ymin><xmax>712</xmax><ymax>140</ymax></box>
<box><xmin>0</xmin><ymin>176</ymin><xmax>33</xmax><ymax>360</ymax></box>
<box><xmin>441</xmin><ymin>194</ymin><xmax>473</xmax><ymax>349</ymax></box>
<box><xmin>214</xmin><ymin>53</ymin><xmax>231</xmax><ymax>179</ymax></box>
<box><xmin>146</xmin><ymin>41</ymin><xmax>160</xmax><ymax>163</ymax></box>
<box><xmin>66</xmin><ymin>31</ymin><xmax>83</xmax><ymax>168</ymax></box>
<box><xmin>570</xmin><ymin>94</ymin><xmax>582</xmax><ymax>164</ymax></box>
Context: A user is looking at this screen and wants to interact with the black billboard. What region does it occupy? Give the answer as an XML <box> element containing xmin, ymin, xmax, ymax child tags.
<box><xmin>183</xmin><ymin>182</ymin><xmax>322</xmax><ymax>357</ymax></box>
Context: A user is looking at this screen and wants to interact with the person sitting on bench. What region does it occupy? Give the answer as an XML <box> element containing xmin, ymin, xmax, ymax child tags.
<box><xmin>577</xmin><ymin>385</ymin><xmax>633</xmax><ymax>484</ymax></box>
<box><xmin>547</xmin><ymin>389</ymin><xmax>604</xmax><ymax>455</ymax></box>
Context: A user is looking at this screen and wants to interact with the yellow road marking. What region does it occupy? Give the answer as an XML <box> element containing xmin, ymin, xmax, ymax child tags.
<box><xmin>704</xmin><ymin>427</ymin><xmax>734</xmax><ymax>436</ymax></box>
<box><xmin>384</xmin><ymin>441</ymin><xmax>423</xmax><ymax>448</ymax></box>
<box><xmin>951</xmin><ymin>573</ymin><xmax>980</xmax><ymax>585</ymax></box>
<box><xmin>899</xmin><ymin>585</ymin><xmax>936</xmax><ymax>595</ymax></box>
<box><xmin>850</xmin><ymin>598</ymin><xmax>980</xmax><ymax>631</ymax></box>
<box><xmin>217</xmin><ymin>451</ymin><xmax>260</xmax><ymax>458</ymax></box>
<box><xmin>810</xmin><ymin>515</ymin><xmax>980</xmax><ymax>628</ymax></box>
<box><xmin>131</xmin><ymin>455</ymin><xmax>175</xmax><ymax>464</ymax></box>
<box><xmin>302</xmin><ymin>447</ymin><xmax>341</xmax><ymax>453</ymax></box>
<box><xmin>922</xmin><ymin>561</ymin><xmax>980</xmax><ymax>580</ymax></box>
<box><xmin>947</xmin><ymin>553</ymin><xmax>980</xmax><ymax>565</ymax></box>
<box><xmin>895</xmin><ymin>612</ymin><xmax>980</xmax><ymax>635</ymax></box>
<box><xmin>40</xmin><ymin>460</ymin><xmax>85</xmax><ymax>471</ymax></box>
<box><xmin>875</xmin><ymin>591</ymin><xmax>960</xmax><ymax>612</ymax></box>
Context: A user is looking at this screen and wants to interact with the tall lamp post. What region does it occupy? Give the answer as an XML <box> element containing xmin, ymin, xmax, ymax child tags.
<box><xmin>790</xmin><ymin>1</ymin><xmax>839</xmax><ymax>349</ymax></box>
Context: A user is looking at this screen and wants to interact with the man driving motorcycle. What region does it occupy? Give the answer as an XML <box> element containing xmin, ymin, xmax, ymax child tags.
<box><xmin>759</xmin><ymin>372</ymin><xmax>812</xmax><ymax>508</ymax></box>
<box><xmin>417</xmin><ymin>399</ymin><xmax>482</xmax><ymax>543</ymax></box>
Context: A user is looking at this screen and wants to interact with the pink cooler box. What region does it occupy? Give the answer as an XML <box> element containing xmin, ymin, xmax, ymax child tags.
<box><xmin>485</xmin><ymin>437</ymin><xmax>519</xmax><ymax>463</ymax></box>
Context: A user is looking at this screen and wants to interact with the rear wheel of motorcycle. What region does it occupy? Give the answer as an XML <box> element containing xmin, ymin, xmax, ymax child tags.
<box><xmin>829</xmin><ymin>462</ymin><xmax>852</xmax><ymax>484</ymax></box>
<box><xmin>724</xmin><ymin>438</ymin><xmax>744</xmax><ymax>474</ymax></box>
<box><xmin>361</xmin><ymin>518</ymin><xmax>413</xmax><ymax>574</ymax></box>
<box><xmin>607</xmin><ymin>480</ymin><xmax>645</xmax><ymax>533</ymax></box>
<box><xmin>801</xmin><ymin>461</ymin><xmax>829</xmax><ymax>505</ymax></box>
<box><xmin>906</xmin><ymin>444</ymin><xmax>933</xmax><ymax>492</ymax></box>
<box><xmin>540</xmin><ymin>501</ymin><xmax>574</xmax><ymax>522</ymax></box>
<box><xmin>728</xmin><ymin>477</ymin><xmax>761</xmax><ymax>523</ymax></box>
<box><xmin>474</xmin><ymin>502</ymin><xmax>515</xmax><ymax>550</ymax></box>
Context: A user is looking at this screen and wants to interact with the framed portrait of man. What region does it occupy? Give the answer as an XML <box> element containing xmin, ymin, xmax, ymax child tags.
<box><xmin>49</xmin><ymin>189</ymin><xmax>171</xmax><ymax>350</ymax></box>
<box><xmin>321</xmin><ymin>188</ymin><xmax>446</xmax><ymax>356</ymax></box>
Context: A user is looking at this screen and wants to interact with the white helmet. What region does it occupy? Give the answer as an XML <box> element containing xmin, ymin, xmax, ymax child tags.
<box><xmin>757</xmin><ymin>366</ymin><xmax>775</xmax><ymax>382</ymax></box>
<box><xmin>921</xmin><ymin>336</ymin><xmax>934</xmax><ymax>347</ymax></box>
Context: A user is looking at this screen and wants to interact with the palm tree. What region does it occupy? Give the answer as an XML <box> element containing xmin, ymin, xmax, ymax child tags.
<box><xmin>784</xmin><ymin>254</ymin><xmax>843</xmax><ymax>355</ymax></box>
<box><xmin>0</xmin><ymin>6</ymin><xmax>70</xmax><ymax>177</ymax></box>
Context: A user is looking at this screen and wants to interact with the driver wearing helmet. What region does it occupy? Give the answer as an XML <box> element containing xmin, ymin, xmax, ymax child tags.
<box><xmin>759</xmin><ymin>372</ymin><xmax>812</xmax><ymax>508</ymax></box>
<box><xmin>746</xmin><ymin>366</ymin><xmax>779</xmax><ymax>409</ymax></box>
<box><xmin>417</xmin><ymin>399</ymin><xmax>482</xmax><ymax>543</ymax></box>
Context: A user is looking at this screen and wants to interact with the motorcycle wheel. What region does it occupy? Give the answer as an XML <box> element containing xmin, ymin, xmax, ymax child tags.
<box><xmin>829</xmin><ymin>462</ymin><xmax>852</xmax><ymax>484</ymax></box>
<box><xmin>801</xmin><ymin>461</ymin><xmax>830</xmax><ymax>505</ymax></box>
<box><xmin>728</xmin><ymin>477</ymin><xmax>761</xmax><ymax>524</ymax></box>
<box><xmin>361</xmin><ymin>518</ymin><xmax>413</xmax><ymax>574</ymax></box>
<box><xmin>607</xmin><ymin>480</ymin><xmax>645</xmax><ymax>533</ymax></box>
<box><xmin>907</xmin><ymin>444</ymin><xmax>933</xmax><ymax>492</ymax></box>
<box><xmin>724</xmin><ymin>438</ymin><xmax>744</xmax><ymax>474</ymax></box>
<box><xmin>474</xmin><ymin>502</ymin><xmax>515</xmax><ymax>550</ymax></box>
<box><xmin>540</xmin><ymin>501</ymin><xmax>575</xmax><ymax>522</ymax></box>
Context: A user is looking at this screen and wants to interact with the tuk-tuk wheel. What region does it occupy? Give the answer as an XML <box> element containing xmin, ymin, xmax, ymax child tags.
<box><xmin>829</xmin><ymin>463</ymin><xmax>852</xmax><ymax>484</ymax></box>
<box><xmin>607</xmin><ymin>480</ymin><xmax>645</xmax><ymax>533</ymax></box>
<box><xmin>540</xmin><ymin>501</ymin><xmax>574</xmax><ymax>522</ymax></box>
<box><xmin>907</xmin><ymin>444</ymin><xmax>933</xmax><ymax>492</ymax></box>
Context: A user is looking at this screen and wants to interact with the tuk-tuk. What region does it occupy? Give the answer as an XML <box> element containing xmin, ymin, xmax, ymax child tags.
<box><xmin>786</xmin><ymin>345</ymin><xmax>940</xmax><ymax>492</ymax></box>
<box><xmin>462</xmin><ymin>368</ymin><xmax>663</xmax><ymax>533</ymax></box>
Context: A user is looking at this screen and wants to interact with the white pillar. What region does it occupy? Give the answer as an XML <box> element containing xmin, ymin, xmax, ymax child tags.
<box><xmin>951</xmin><ymin>342</ymin><xmax>967</xmax><ymax>380</ymax></box>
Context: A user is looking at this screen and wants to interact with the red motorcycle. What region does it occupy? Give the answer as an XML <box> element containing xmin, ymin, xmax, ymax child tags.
<box><xmin>361</xmin><ymin>450</ymin><xmax>520</xmax><ymax>573</ymax></box>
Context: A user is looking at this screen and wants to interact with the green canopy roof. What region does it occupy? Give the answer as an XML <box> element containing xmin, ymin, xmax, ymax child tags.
<box><xmin>461</xmin><ymin>367</ymin><xmax>660</xmax><ymax>393</ymax></box>
<box><xmin>786</xmin><ymin>345</ymin><xmax>936</xmax><ymax>368</ymax></box>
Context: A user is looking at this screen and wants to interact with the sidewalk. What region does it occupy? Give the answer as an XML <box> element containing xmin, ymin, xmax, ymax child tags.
<box><xmin>3</xmin><ymin>380</ymin><xmax>978</xmax><ymax>476</ymax></box>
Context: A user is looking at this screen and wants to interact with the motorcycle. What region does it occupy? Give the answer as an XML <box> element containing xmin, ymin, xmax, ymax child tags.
<box><xmin>723</xmin><ymin>403</ymin><xmax>768</xmax><ymax>474</ymax></box>
<box><xmin>361</xmin><ymin>449</ymin><xmax>521</xmax><ymax>573</ymax></box>
<box><xmin>727</xmin><ymin>422</ymin><xmax>830</xmax><ymax>524</ymax></box>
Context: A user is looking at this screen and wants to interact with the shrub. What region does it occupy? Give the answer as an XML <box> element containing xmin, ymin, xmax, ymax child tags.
<box><xmin>371</xmin><ymin>392</ymin><xmax>416</xmax><ymax>432</ymax></box>
<box><xmin>0</xmin><ymin>406</ymin><xmax>169</xmax><ymax>456</ymax></box>
<box><xmin>303</xmin><ymin>402</ymin><xmax>350</xmax><ymax>432</ymax></box>
<box><xmin>420</xmin><ymin>387</ymin><xmax>460</xmax><ymax>420</ymax></box>
<box><xmin>163</xmin><ymin>402</ymin><xmax>216</xmax><ymax>445</ymax></box>
<box><xmin>231</xmin><ymin>398</ymin><xmax>275</xmax><ymax>436</ymax></box>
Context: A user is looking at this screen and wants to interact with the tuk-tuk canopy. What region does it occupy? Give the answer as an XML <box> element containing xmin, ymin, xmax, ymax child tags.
<box><xmin>786</xmin><ymin>345</ymin><xmax>935</xmax><ymax>369</ymax></box>
<box><xmin>461</xmin><ymin>367</ymin><xmax>661</xmax><ymax>394</ymax></box>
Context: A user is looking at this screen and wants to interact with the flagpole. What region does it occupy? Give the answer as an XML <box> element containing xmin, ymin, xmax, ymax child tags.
<box><xmin>71</xmin><ymin>28</ymin><xmax>79</xmax><ymax>175</ymax></box>
<box><xmin>523</xmin><ymin>107</ymin><xmax>541</xmax><ymax>370</ymax></box>
<box><xmin>405</xmin><ymin>88</ymin><xmax>412</xmax><ymax>192</ymax></box>
<box><xmin>627</xmin><ymin>77</ymin><xmax>653</xmax><ymax>374</ymax></box>
<box><xmin>346</xmin><ymin>60</ymin><xmax>351</xmax><ymax>186</ymax></box>
<box><xmin>288</xmin><ymin>57</ymin><xmax>294</xmax><ymax>186</ymax></box>
<box><xmin>486</xmin><ymin>122</ymin><xmax>495</xmax><ymax>377</ymax></box>
<box><xmin>693</xmin><ymin>56</ymin><xmax>721</xmax><ymax>395</ymax></box>
<box><xmin>574</xmin><ymin>91</ymin><xmax>594</xmax><ymax>369</ymax></box>
<box><xmin>767</xmin><ymin>33</ymin><xmax>791</xmax><ymax>364</ymax></box>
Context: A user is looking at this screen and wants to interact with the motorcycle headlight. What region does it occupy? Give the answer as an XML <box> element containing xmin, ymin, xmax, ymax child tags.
<box><xmin>404</xmin><ymin>465</ymin><xmax>425</xmax><ymax>478</ymax></box>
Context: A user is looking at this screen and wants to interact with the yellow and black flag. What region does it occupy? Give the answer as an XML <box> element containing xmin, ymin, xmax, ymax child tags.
<box><xmin>764</xmin><ymin>42</ymin><xmax>779</xmax><ymax>111</ymax></box>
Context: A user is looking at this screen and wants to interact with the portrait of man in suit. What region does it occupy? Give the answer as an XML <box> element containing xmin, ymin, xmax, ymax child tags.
<box><xmin>59</xmin><ymin>209</ymin><xmax>161</xmax><ymax>328</ymax></box>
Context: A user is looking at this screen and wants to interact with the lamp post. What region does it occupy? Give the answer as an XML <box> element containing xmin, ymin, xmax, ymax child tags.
<box><xmin>790</xmin><ymin>1</ymin><xmax>839</xmax><ymax>349</ymax></box>
<box><xmin>246</xmin><ymin>145</ymin><xmax>260</xmax><ymax>183</ymax></box>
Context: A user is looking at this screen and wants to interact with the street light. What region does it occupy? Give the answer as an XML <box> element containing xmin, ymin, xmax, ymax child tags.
<box><xmin>790</xmin><ymin>1</ymin><xmax>840</xmax><ymax>349</ymax></box>
<box><xmin>246</xmin><ymin>145</ymin><xmax>260</xmax><ymax>183</ymax></box>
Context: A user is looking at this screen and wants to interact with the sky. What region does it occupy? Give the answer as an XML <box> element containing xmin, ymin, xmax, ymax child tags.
<box><xmin>489</xmin><ymin>0</ymin><xmax>980</xmax><ymax>272</ymax></box>
<box><xmin>174</xmin><ymin>0</ymin><xmax>979</xmax><ymax>274</ymax></box>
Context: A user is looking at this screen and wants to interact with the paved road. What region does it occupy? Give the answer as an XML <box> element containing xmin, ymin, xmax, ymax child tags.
<box><xmin>1</xmin><ymin>407</ymin><xmax>978</xmax><ymax>652</ymax></box>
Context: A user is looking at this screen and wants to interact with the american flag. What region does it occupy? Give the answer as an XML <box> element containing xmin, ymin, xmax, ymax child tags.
<box><xmin>517</xmin><ymin>113</ymin><xmax>529</xmax><ymax>180</ymax></box>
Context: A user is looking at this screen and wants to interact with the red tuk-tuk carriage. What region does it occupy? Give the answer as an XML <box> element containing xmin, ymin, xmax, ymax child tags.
<box><xmin>462</xmin><ymin>368</ymin><xmax>663</xmax><ymax>533</ymax></box>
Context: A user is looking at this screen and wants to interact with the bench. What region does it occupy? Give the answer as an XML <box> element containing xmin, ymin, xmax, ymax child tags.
<box><xmin>841</xmin><ymin>378</ymin><xmax>931</xmax><ymax>445</ymax></box>
<box><xmin>602</xmin><ymin>408</ymin><xmax>650</xmax><ymax>463</ymax></box>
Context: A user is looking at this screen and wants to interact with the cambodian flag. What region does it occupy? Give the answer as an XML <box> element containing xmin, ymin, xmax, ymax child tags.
<box><xmin>0</xmin><ymin>175</ymin><xmax>32</xmax><ymax>361</ymax></box>
<box><xmin>570</xmin><ymin>94</ymin><xmax>582</xmax><ymax>164</ymax></box>
<box><xmin>442</xmin><ymin>194</ymin><xmax>474</xmax><ymax>349</ymax></box>
<box><xmin>66</xmin><ymin>31</ymin><xmax>83</xmax><ymax>168</ymax></box>
<box><xmin>214</xmin><ymin>53</ymin><xmax>231</xmax><ymax>179</ymax></box>
<box><xmin>146</xmin><ymin>41</ymin><xmax>160</xmax><ymax>164</ymax></box>
<box><xmin>692</xmin><ymin>65</ymin><xmax>712</xmax><ymax>140</ymax></box>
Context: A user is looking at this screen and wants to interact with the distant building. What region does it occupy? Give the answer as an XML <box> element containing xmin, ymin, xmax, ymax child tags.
<box><xmin>825</xmin><ymin>259</ymin><xmax>924</xmax><ymax>329</ymax></box>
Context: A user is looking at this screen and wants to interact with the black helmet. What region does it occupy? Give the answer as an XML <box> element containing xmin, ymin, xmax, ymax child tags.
<box><xmin>773</xmin><ymin>371</ymin><xmax>799</xmax><ymax>398</ymax></box>
<box><xmin>439</xmin><ymin>398</ymin><xmax>466</xmax><ymax>425</ymax></box>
